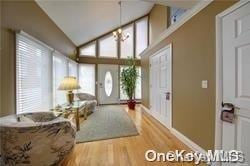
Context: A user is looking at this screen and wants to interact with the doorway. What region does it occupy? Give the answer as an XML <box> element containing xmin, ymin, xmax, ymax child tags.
<box><xmin>149</xmin><ymin>44</ymin><xmax>172</xmax><ymax>128</ymax></box>
<box><xmin>98</xmin><ymin>64</ymin><xmax>119</xmax><ymax>104</ymax></box>
<box><xmin>216</xmin><ymin>1</ymin><xmax>250</xmax><ymax>165</ymax></box>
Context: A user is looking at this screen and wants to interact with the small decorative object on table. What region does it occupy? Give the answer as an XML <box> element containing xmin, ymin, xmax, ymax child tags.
<box><xmin>58</xmin><ymin>76</ymin><xmax>81</xmax><ymax>105</ymax></box>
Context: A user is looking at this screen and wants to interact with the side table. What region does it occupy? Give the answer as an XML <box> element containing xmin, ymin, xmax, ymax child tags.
<box><xmin>52</xmin><ymin>101</ymin><xmax>87</xmax><ymax>131</ymax></box>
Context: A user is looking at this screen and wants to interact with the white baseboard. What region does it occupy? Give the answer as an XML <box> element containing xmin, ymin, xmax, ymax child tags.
<box><xmin>141</xmin><ymin>104</ymin><xmax>206</xmax><ymax>154</ymax></box>
<box><xmin>170</xmin><ymin>128</ymin><xmax>207</xmax><ymax>155</ymax></box>
<box><xmin>140</xmin><ymin>105</ymin><xmax>214</xmax><ymax>165</ymax></box>
<box><xmin>140</xmin><ymin>104</ymin><xmax>150</xmax><ymax>114</ymax></box>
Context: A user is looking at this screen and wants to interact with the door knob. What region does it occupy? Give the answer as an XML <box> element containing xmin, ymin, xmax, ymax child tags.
<box><xmin>221</xmin><ymin>102</ymin><xmax>235</xmax><ymax>123</ymax></box>
<box><xmin>221</xmin><ymin>102</ymin><xmax>235</xmax><ymax>111</ymax></box>
<box><xmin>165</xmin><ymin>92</ymin><xmax>170</xmax><ymax>100</ymax></box>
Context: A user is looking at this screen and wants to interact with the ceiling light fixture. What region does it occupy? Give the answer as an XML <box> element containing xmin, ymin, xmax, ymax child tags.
<box><xmin>113</xmin><ymin>1</ymin><xmax>129</xmax><ymax>42</ymax></box>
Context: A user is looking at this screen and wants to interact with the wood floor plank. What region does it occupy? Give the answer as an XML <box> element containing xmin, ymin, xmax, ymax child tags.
<box><xmin>62</xmin><ymin>105</ymin><xmax>198</xmax><ymax>166</ymax></box>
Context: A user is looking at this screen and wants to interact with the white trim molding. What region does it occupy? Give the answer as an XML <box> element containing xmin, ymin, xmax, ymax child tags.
<box><xmin>140</xmin><ymin>104</ymin><xmax>150</xmax><ymax>114</ymax></box>
<box><xmin>140</xmin><ymin>0</ymin><xmax>213</xmax><ymax>57</ymax></box>
<box><xmin>215</xmin><ymin>0</ymin><xmax>249</xmax><ymax>155</ymax></box>
<box><xmin>170</xmin><ymin>128</ymin><xmax>207</xmax><ymax>155</ymax></box>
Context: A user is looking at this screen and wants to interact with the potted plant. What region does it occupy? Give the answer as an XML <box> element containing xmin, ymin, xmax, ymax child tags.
<box><xmin>120</xmin><ymin>58</ymin><xmax>139</xmax><ymax>110</ymax></box>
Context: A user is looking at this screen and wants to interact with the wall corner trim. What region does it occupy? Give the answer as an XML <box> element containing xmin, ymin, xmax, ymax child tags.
<box><xmin>139</xmin><ymin>0</ymin><xmax>213</xmax><ymax>57</ymax></box>
<box><xmin>170</xmin><ymin>128</ymin><xmax>207</xmax><ymax>154</ymax></box>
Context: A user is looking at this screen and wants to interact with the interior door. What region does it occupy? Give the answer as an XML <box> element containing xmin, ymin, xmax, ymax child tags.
<box><xmin>98</xmin><ymin>64</ymin><xmax>119</xmax><ymax>104</ymax></box>
<box><xmin>150</xmin><ymin>55</ymin><xmax>160</xmax><ymax>119</ymax></box>
<box><xmin>150</xmin><ymin>45</ymin><xmax>172</xmax><ymax>128</ymax></box>
<box><xmin>222</xmin><ymin>2</ymin><xmax>250</xmax><ymax>165</ymax></box>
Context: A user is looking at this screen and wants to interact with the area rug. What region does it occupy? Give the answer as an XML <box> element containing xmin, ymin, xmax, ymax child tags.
<box><xmin>76</xmin><ymin>105</ymin><xmax>139</xmax><ymax>143</ymax></box>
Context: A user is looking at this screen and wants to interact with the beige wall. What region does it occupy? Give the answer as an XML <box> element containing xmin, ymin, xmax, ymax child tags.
<box><xmin>2</xmin><ymin>1</ymin><xmax>75</xmax><ymax>55</ymax></box>
<box><xmin>141</xmin><ymin>1</ymin><xmax>237</xmax><ymax>150</ymax></box>
<box><xmin>1</xmin><ymin>29</ymin><xmax>15</xmax><ymax>117</ymax></box>
<box><xmin>149</xmin><ymin>4</ymin><xmax>168</xmax><ymax>44</ymax></box>
<box><xmin>0</xmin><ymin>1</ymin><xmax>76</xmax><ymax>116</ymax></box>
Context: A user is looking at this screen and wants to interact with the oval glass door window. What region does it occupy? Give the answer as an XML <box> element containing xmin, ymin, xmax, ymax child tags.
<box><xmin>104</xmin><ymin>71</ymin><xmax>113</xmax><ymax>97</ymax></box>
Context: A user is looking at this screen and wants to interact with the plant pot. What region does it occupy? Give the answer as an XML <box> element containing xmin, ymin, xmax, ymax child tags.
<box><xmin>127</xmin><ymin>100</ymin><xmax>136</xmax><ymax>110</ymax></box>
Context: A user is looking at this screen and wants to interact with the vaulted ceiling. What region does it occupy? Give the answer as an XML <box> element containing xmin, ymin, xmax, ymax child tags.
<box><xmin>36</xmin><ymin>0</ymin><xmax>198</xmax><ymax>46</ymax></box>
<box><xmin>36</xmin><ymin>1</ymin><xmax>153</xmax><ymax>46</ymax></box>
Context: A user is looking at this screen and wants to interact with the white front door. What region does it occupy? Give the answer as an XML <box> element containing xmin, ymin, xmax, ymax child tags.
<box><xmin>150</xmin><ymin>44</ymin><xmax>172</xmax><ymax>128</ymax></box>
<box><xmin>222</xmin><ymin>2</ymin><xmax>250</xmax><ymax>165</ymax></box>
<box><xmin>98</xmin><ymin>64</ymin><xmax>119</xmax><ymax>104</ymax></box>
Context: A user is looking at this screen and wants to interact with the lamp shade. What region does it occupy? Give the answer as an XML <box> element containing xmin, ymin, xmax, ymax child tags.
<box><xmin>58</xmin><ymin>76</ymin><xmax>81</xmax><ymax>91</ymax></box>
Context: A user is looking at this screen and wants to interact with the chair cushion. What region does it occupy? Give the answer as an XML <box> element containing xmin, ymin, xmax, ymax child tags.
<box><xmin>22</xmin><ymin>112</ymin><xmax>57</xmax><ymax>122</ymax></box>
<box><xmin>19</xmin><ymin>115</ymin><xmax>34</xmax><ymax>122</ymax></box>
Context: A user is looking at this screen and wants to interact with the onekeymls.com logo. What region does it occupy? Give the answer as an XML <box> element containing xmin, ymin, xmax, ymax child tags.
<box><xmin>145</xmin><ymin>150</ymin><xmax>245</xmax><ymax>165</ymax></box>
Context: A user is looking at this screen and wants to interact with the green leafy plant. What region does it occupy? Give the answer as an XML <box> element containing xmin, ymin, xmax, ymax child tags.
<box><xmin>120</xmin><ymin>58</ymin><xmax>139</xmax><ymax>100</ymax></box>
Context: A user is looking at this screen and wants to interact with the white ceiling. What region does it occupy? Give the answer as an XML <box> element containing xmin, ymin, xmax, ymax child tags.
<box><xmin>36</xmin><ymin>1</ymin><xmax>154</xmax><ymax>46</ymax></box>
<box><xmin>36</xmin><ymin>0</ymin><xmax>198</xmax><ymax>46</ymax></box>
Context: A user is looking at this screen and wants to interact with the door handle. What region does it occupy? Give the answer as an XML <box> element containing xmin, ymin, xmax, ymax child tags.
<box><xmin>221</xmin><ymin>102</ymin><xmax>235</xmax><ymax>123</ymax></box>
<box><xmin>165</xmin><ymin>92</ymin><xmax>170</xmax><ymax>100</ymax></box>
<box><xmin>221</xmin><ymin>102</ymin><xmax>235</xmax><ymax>112</ymax></box>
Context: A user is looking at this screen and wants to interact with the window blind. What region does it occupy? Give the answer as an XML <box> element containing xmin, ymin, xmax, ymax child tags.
<box><xmin>53</xmin><ymin>52</ymin><xmax>68</xmax><ymax>106</ymax></box>
<box><xmin>78</xmin><ymin>64</ymin><xmax>96</xmax><ymax>96</ymax></box>
<box><xmin>16</xmin><ymin>33</ymin><xmax>53</xmax><ymax>113</ymax></box>
<box><xmin>68</xmin><ymin>60</ymin><xmax>78</xmax><ymax>79</ymax></box>
<box><xmin>120</xmin><ymin>25</ymin><xmax>134</xmax><ymax>59</ymax></box>
<box><xmin>79</xmin><ymin>42</ymin><xmax>96</xmax><ymax>57</ymax></box>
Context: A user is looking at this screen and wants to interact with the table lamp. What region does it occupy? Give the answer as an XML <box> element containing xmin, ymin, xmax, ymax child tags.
<box><xmin>58</xmin><ymin>76</ymin><xmax>81</xmax><ymax>105</ymax></box>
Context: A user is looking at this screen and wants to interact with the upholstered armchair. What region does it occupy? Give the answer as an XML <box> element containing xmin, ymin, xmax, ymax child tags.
<box><xmin>0</xmin><ymin>112</ymin><xmax>76</xmax><ymax>166</ymax></box>
<box><xmin>75</xmin><ymin>93</ymin><xmax>97</xmax><ymax>114</ymax></box>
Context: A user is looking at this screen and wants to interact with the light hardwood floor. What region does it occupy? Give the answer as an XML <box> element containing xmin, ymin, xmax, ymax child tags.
<box><xmin>62</xmin><ymin>105</ymin><xmax>197</xmax><ymax>166</ymax></box>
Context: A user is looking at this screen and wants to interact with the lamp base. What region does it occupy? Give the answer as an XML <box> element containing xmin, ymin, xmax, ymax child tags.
<box><xmin>66</xmin><ymin>91</ymin><xmax>74</xmax><ymax>105</ymax></box>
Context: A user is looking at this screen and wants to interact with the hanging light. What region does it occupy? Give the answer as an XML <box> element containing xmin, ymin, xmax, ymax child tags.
<box><xmin>113</xmin><ymin>1</ymin><xmax>129</xmax><ymax>42</ymax></box>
